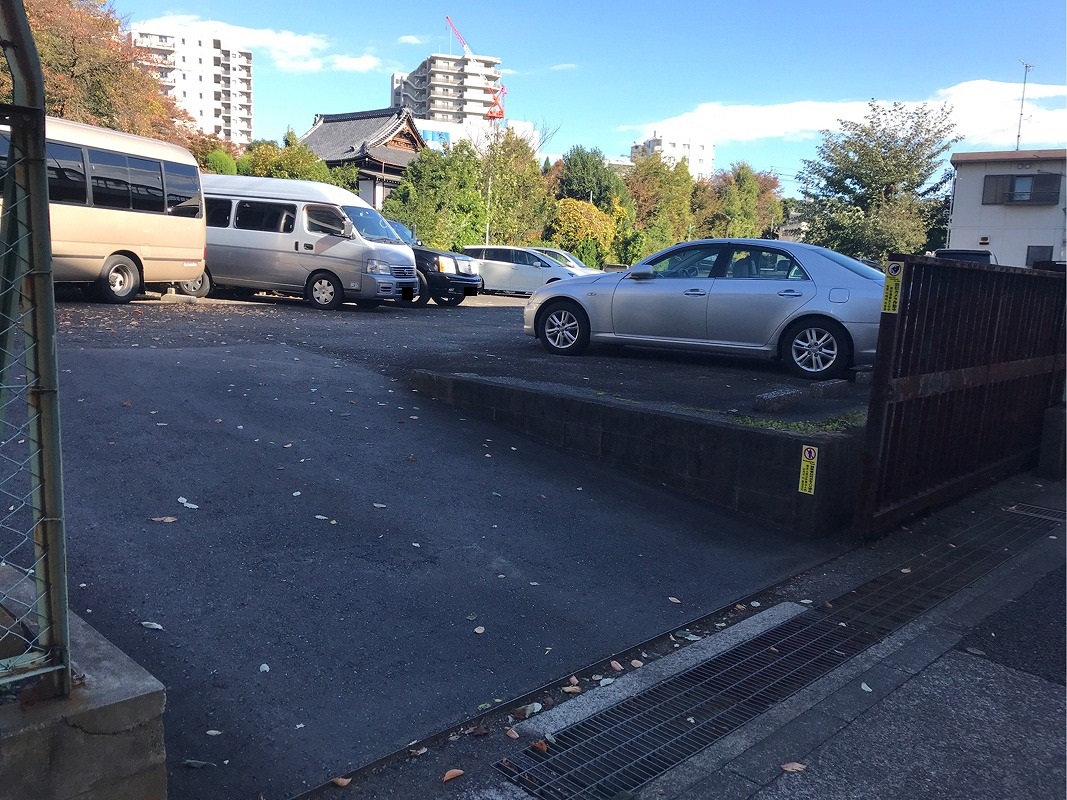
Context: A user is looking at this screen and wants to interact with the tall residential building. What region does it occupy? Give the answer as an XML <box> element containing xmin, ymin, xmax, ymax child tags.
<box><xmin>631</xmin><ymin>130</ymin><xmax>715</xmax><ymax>181</ymax></box>
<box><xmin>132</xmin><ymin>25</ymin><xmax>253</xmax><ymax>145</ymax></box>
<box><xmin>391</xmin><ymin>52</ymin><xmax>504</xmax><ymax>125</ymax></box>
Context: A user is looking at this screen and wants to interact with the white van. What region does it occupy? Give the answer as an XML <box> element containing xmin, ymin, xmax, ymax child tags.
<box><xmin>193</xmin><ymin>175</ymin><xmax>417</xmax><ymax>309</ymax></box>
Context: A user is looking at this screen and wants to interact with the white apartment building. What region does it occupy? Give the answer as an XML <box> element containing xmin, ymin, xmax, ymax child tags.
<box><xmin>132</xmin><ymin>26</ymin><xmax>253</xmax><ymax>145</ymax></box>
<box><xmin>631</xmin><ymin>131</ymin><xmax>715</xmax><ymax>181</ymax></box>
<box><xmin>392</xmin><ymin>52</ymin><xmax>504</xmax><ymax>125</ymax></box>
<box><xmin>947</xmin><ymin>149</ymin><xmax>1066</xmax><ymax>267</ymax></box>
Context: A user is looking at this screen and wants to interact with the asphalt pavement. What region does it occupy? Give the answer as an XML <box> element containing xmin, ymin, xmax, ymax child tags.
<box><xmin>50</xmin><ymin>293</ymin><xmax>1064</xmax><ymax>800</ymax></box>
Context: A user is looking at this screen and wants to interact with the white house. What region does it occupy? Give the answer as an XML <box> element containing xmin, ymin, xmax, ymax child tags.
<box><xmin>946</xmin><ymin>149</ymin><xmax>1066</xmax><ymax>267</ymax></box>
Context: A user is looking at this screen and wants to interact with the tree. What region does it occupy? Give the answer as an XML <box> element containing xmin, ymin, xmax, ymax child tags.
<box><xmin>204</xmin><ymin>149</ymin><xmax>237</xmax><ymax>175</ymax></box>
<box><xmin>797</xmin><ymin>101</ymin><xmax>960</xmax><ymax>259</ymax></box>
<box><xmin>624</xmin><ymin>152</ymin><xmax>694</xmax><ymax>257</ymax></box>
<box><xmin>235</xmin><ymin>130</ymin><xmax>330</xmax><ymax>181</ymax></box>
<box><xmin>557</xmin><ymin>146</ymin><xmax>627</xmax><ymax>213</ymax></box>
<box><xmin>546</xmin><ymin>198</ymin><xmax>615</xmax><ymax>268</ymax></box>
<box><xmin>0</xmin><ymin>0</ymin><xmax>193</xmax><ymax>144</ymax></box>
<box><xmin>482</xmin><ymin>128</ymin><xmax>553</xmax><ymax>245</ymax></box>
<box><xmin>692</xmin><ymin>162</ymin><xmax>783</xmax><ymax>239</ymax></box>
<box><xmin>382</xmin><ymin>141</ymin><xmax>486</xmax><ymax>252</ymax></box>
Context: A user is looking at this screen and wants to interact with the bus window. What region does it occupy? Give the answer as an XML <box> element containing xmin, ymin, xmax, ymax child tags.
<box><xmin>205</xmin><ymin>197</ymin><xmax>232</xmax><ymax>227</ymax></box>
<box><xmin>88</xmin><ymin>149</ymin><xmax>131</xmax><ymax>210</ymax></box>
<box><xmin>164</xmin><ymin>161</ymin><xmax>201</xmax><ymax>217</ymax></box>
<box><xmin>128</xmin><ymin>157</ymin><xmax>164</xmax><ymax>213</ymax></box>
<box><xmin>46</xmin><ymin>142</ymin><xmax>87</xmax><ymax>204</ymax></box>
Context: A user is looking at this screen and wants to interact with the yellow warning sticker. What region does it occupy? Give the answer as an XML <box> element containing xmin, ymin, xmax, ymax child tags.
<box><xmin>882</xmin><ymin>261</ymin><xmax>903</xmax><ymax>314</ymax></box>
<box><xmin>798</xmin><ymin>445</ymin><xmax>819</xmax><ymax>495</ymax></box>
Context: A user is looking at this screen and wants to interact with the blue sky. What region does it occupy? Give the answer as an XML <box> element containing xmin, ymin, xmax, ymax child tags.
<box><xmin>123</xmin><ymin>0</ymin><xmax>1067</xmax><ymax>196</ymax></box>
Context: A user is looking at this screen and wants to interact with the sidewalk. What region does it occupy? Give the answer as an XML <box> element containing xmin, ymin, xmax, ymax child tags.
<box><xmin>297</xmin><ymin>474</ymin><xmax>1066</xmax><ymax>799</ymax></box>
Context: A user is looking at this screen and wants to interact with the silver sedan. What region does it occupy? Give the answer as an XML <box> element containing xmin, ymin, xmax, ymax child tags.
<box><xmin>522</xmin><ymin>239</ymin><xmax>886</xmax><ymax>379</ymax></box>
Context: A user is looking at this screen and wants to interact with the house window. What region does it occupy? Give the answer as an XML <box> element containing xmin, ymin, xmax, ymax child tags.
<box><xmin>1026</xmin><ymin>245</ymin><xmax>1054</xmax><ymax>266</ymax></box>
<box><xmin>982</xmin><ymin>173</ymin><xmax>1060</xmax><ymax>205</ymax></box>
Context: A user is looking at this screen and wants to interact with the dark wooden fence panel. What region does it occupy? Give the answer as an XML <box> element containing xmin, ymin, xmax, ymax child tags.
<box><xmin>856</xmin><ymin>255</ymin><xmax>1065</xmax><ymax>535</ymax></box>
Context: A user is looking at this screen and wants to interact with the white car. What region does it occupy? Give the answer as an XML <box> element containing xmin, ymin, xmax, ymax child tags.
<box><xmin>523</xmin><ymin>239</ymin><xmax>886</xmax><ymax>379</ymax></box>
<box><xmin>463</xmin><ymin>245</ymin><xmax>586</xmax><ymax>293</ymax></box>
<box><xmin>532</xmin><ymin>247</ymin><xmax>600</xmax><ymax>274</ymax></box>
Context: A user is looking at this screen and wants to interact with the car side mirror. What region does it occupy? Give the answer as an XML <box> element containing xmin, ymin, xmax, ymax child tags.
<box><xmin>342</xmin><ymin>219</ymin><xmax>355</xmax><ymax>239</ymax></box>
<box><xmin>629</xmin><ymin>264</ymin><xmax>654</xmax><ymax>280</ymax></box>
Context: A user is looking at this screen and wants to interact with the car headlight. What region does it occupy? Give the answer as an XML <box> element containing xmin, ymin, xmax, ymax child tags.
<box><xmin>366</xmin><ymin>259</ymin><xmax>392</xmax><ymax>275</ymax></box>
<box><xmin>438</xmin><ymin>256</ymin><xmax>457</xmax><ymax>274</ymax></box>
<box><xmin>457</xmin><ymin>258</ymin><xmax>478</xmax><ymax>276</ymax></box>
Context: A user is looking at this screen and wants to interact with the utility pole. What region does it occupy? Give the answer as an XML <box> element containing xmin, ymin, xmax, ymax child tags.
<box><xmin>1016</xmin><ymin>60</ymin><xmax>1033</xmax><ymax>151</ymax></box>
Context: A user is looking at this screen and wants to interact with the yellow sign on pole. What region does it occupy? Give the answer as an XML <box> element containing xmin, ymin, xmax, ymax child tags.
<box><xmin>798</xmin><ymin>444</ymin><xmax>819</xmax><ymax>495</ymax></box>
<box><xmin>882</xmin><ymin>261</ymin><xmax>903</xmax><ymax>314</ymax></box>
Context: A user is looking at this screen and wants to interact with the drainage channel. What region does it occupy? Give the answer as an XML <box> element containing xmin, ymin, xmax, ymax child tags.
<box><xmin>495</xmin><ymin>504</ymin><xmax>1064</xmax><ymax>799</ymax></box>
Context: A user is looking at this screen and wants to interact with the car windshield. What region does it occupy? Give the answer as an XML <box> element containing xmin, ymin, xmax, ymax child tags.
<box><xmin>387</xmin><ymin>220</ymin><xmax>416</xmax><ymax>245</ymax></box>
<box><xmin>342</xmin><ymin>205</ymin><xmax>404</xmax><ymax>244</ymax></box>
<box><xmin>814</xmin><ymin>247</ymin><xmax>886</xmax><ymax>281</ymax></box>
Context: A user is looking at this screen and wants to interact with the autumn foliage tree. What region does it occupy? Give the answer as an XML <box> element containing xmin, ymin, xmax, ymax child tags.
<box><xmin>546</xmin><ymin>198</ymin><xmax>615</xmax><ymax>267</ymax></box>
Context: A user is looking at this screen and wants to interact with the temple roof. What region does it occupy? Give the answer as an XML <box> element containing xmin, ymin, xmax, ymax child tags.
<box><xmin>300</xmin><ymin>106</ymin><xmax>426</xmax><ymax>166</ymax></box>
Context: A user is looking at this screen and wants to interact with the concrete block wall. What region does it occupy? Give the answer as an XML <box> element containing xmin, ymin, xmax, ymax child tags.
<box><xmin>0</xmin><ymin>593</ymin><xmax>167</xmax><ymax>800</ymax></box>
<box><xmin>411</xmin><ymin>371</ymin><xmax>865</xmax><ymax>536</ymax></box>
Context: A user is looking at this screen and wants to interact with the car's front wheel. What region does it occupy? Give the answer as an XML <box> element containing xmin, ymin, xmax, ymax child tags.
<box><xmin>781</xmin><ymin>318</ymin><xmax>852</xmax><ymax>379</ymax></box>
<box><xmin>537</xmin><ymin>300</ymin><xmax>590</xmax><ymax>355</ymax></box>
<box><xmin>306</xmin><ymin>271</ymin><xmax>344</xmax><ymax>310</ymax></box>
<box><xmin>177</xmin><ymin>270</ymin><xmax>211</xmax><ymax>298</ymax></box>
<box><xmin>432</xmin><ymin>292</ymin><xmax>464</xmax><ymax>307</ymax></box>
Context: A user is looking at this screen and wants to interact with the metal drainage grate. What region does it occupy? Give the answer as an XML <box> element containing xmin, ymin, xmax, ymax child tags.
<box><xmin>495</xmin><ymin>508</ymin><xmax>1059</xmax><ymax>799</ymax></box>
<box><xmin>1005</xmin><ymin>503</ymin><xmax>1066</xmax><ymax>523</ymax></box>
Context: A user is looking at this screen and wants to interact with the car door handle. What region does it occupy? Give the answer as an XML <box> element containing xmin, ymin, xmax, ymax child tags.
<box><xmin>303</xmin><ymin>243</ymin><xmax>314</xmax><ymax>250</ymax></box>
<box><xmin>777</xmin><ymin>289</ymin><xmax>803</xmax><ymax>297</ymax></box>
<box><xmin>683</xmin><ymin>289</ymin><xmax>707</xmax><ymax>297</ymax></box>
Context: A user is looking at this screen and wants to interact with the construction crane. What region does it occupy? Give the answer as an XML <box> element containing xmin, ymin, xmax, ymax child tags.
<box><xmin>444</xmin><ymin>15</ymin><xmax>506</xmax><ymax>121</ymax></box>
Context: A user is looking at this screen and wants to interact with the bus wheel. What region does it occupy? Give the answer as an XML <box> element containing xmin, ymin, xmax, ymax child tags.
<box><xmin>96</xmin><ymin>256</ymin><xmax>140</xmax><ymax>304</ymax></box>
<box><xmin>178</xmin><ymin>271</ymin><xmax>211</xmax><ymax>298</ymax></box>
<box><xmin>307</xmin><ymin>271</ymin><xmax>344</xmax><ymax>310</ymax></box>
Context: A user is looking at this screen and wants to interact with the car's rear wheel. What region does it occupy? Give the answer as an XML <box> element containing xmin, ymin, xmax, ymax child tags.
<box><xmin>781</xmin><ymin>318</ymin><xmax>852</xmax><ymax>379</ymax></box>
<box><xmin>432</xmin><ymin>293</ymin><xmax>464</xmax><ymax>307</ymax></box>
<box><xmin>537</xmin><ymin>300</ymin><xmax>590</xmax><ymax>355</ymax></box>
<box><xmin>95</xmin><ymin>255</ymin><xmax>140</xmax><ymax>303</ymax></box>
<box><xmin>306</xmin><ymin>271</ymin><xmax>344</xmax><ymax>310</ymax></box>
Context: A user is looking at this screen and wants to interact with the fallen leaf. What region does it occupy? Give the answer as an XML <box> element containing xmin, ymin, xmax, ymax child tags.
<box><xmin>259</xmin><ymin>663</ymin><xmax>270</xmax><ymax>673</ymax></box>
<box><xmin>206</xmin><ymin>730</ymin><xmax>222</xmax><ymax>736</ymax></box>
<box><xmin>531</xmin><ymin>740</ymin><xmax>548</xmax><ymax>753</ymax></box>
<box><xmin>140</xmin><ymin>621</ymin><xmax>163</xmax><ymax>630</ymax></box>
<box><xmin>668</xmin><ymin>596</ymin><xmax>682</xmax><ymax>604</ymax></box>
<box><xmin>861</xmin><ymin>682</ymin><xmax>873</xmax><ymax>693</ymax></box>
<box><xmin>781</xmin><ymin>761</ymin><xmax>807</xmax><ymax>773</ymax></box>
<box><xmin>561</xmin><ymin>685</ymin><xmax>582</xmax><ymax>694</ymax></box>
<box><xmin>122</xmin><ymin>400</ymin><xmax>132</xmax><ymax>408</ymax></box>
<box><xmin>769</xmin><ymin>647</ymin><xmax>780</xmax><ymax>654</ymax></box>
<box><xmin>568</xmin><ymin>675</ymin><xmax>579</xmax><ymax>685</ymax></box>
<box><xmin>800</xmin><ymin>599</ymin><xmax>814</xmax><ymax>604</ymax></box>
<box><xmin>469</xmin><ymin>722</ymin><xmax>490</xmax><ymax>736</ymax></box>
<box><xmin>536</xmin><ymin>493</ymin><xmax>545</xmax><ymax>499</ymax></box>
<box><xmin>373</xmin><ymin>503</ymin><xmax>387</xmax><ymax>509</ymax></box>
<box><xmin>150</xmin><ymin>516</ymin><xmax>178</xmax><ymax>523</ymax></box>
<box><xmin>591</xmin><ymin>674</ymin><xmax>603</xmax><ymax>681</ymax></box>
<box><xmin>331</xmin><ymin>777</ymin><xmax>352</xmax><ymax>787</ymax></box>
<box><xmin>283</xmin><ymin>443</ymin><xmax>293</xmax><ymax>448</ymax></box>
<box><xmin>409</xmin><ymin>746</ymin><xmax>428</xmax><ymax>757</ymax></box>
<box><xmin>750</xmin><ymin>601</ymin><xmax>761</xmax><ymax>607</ymax></box>
<box><xmin>822</xmin><ymin>601</ymin><xmax>833</xmax><ymax>610</ymax></box>
<box><xmin>735</xmin><ymin>604</ymin><xmax>747</xmax><ymax>612</ymax></box>
<box><xmin>901</xmin><ymin>567</ymin><xmax>912</xmax><ymax>574</ymax></box>
<box><xmin>182</xmin><ymin>760</ymin><xmax>216</xmax><ymax>769</ymax></box>
<box><xmin>599</xmin><ymin>677</ymin><xmax>615</xmax><ymax>687</ymax></box>
<box><xmin>474</xmin><ymin>626</ymin><xmax>485</xmax><ymax>634</ymax></box>
<box><xmin>610</xmin><ymin>660</ymin><xmax>624</xmax><ymax>671</ymax></box>
<box><xmin>630</xmin><ymin>659</ymin><xmax>643</xmax><ymax>668</ymax></box>
<box><xmin>504</xmin><ymin>726</ymin><xmax>520</xmax><ymax>739</ymax></box>
<box><xmin>466</xmin><ymin>613</ymin><xmax>478</xmax><ymax>621</ymax></box>
<box><xmin>314</xmin><ymin>515</ymin><xmax>328</xmax><ymax>520</ymax></box>
<box><xmin>512</xmin><ymin>702</ymin><xmax>542</xmax><ymax>720</ymax></box>
<box><xmin>442</xmin><ymin>769</ymin><xmax>464</xmax><ymax>782</ymax></box>
<box><xmin>407</xmin><ymin>454</ymin><xmax>417</xmax><ymax>462</ymax></box>
<box><xmin>965</xmin><ymin>647</ymin><xmax>987</xmax><ymax>656</ymax></box>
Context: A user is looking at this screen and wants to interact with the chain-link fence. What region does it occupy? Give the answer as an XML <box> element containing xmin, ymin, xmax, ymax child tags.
<box><xmin>0</xmin><ymin>1</ymin><xmax>70</xmax><ymax>701</ymax></box>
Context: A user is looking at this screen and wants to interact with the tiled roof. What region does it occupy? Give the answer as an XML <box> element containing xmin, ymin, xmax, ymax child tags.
<box><xmin>300</xmin><ymin>106</ymin><xmax>425</xmax><ymax>164</ymax></box>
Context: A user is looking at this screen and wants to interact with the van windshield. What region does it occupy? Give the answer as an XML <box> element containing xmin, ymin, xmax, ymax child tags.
<box><xmin>342</xmin><ymin>205</ymin><xmax>405</xmax><ymax>245</ymax></box>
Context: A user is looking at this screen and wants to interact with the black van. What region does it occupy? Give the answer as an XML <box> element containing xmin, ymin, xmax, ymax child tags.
<box><xmin>387</xmin><ymin>221</ymin><xmax>481</xmax><ymax>307</ymax></box>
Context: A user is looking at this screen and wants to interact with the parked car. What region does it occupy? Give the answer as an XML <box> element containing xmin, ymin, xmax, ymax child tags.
<box><xmin>522</xmin><ymin>239</ymin><xmax>886</xmax><ymax>379</ymax></box>
<box><xmin>532</xmin><ymin>247</ymin><xmax>600</xmax><ymax>274</ymax></box>
<box><xmin>933</xmin><ymin>249</ymin><xmax>999</xmax><ymax>265</ymax></box>
<box><xmin>463</xmin><ymin>245</ymin><xmax>588</xmax><ymax>293</ymax></box>
<box><xmin>386</xmin><ymin>221</ymin><xmax>481</xmax><ymax>307</ymax></box>
<box><xmin>189</xmin><ymin>175</ymin><xmax>418</xmax><ymax>309</ymax></box>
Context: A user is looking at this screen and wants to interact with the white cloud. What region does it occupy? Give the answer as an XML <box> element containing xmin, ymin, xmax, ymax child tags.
<box><xmin>550</xmin><ymin>63</ymin><xmax>577</xmax><ymax>71</ymax></box>
<box><xmin>398</xmin><ymin>35</ymin><xmax>426</xmax><ymax>45</ymax></box>
<box><xmin>132</xmin><ymin>14</ymin><xmax>382</xmax><ymax>74</ymax></box>
<box><xmin>623</xmin><ymin>80</ymin><xmax>1067</xmax><ymax>151</ymax></box>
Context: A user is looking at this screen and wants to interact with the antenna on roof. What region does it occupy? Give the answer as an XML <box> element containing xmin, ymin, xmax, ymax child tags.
<box><xmin>1016</xmin><ymin>59</ymin><xmax>1033</xmax><ymax>151</ymax></box>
